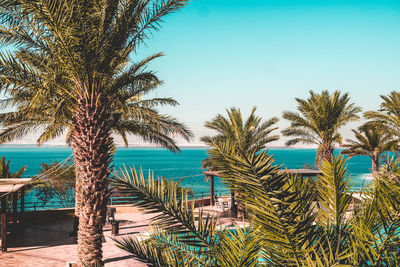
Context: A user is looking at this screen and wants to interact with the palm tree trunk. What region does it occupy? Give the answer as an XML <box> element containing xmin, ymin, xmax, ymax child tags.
<box><xmin>72</xmin><ymin>84</ymin><xmax>113</xmax><ymax>266</ymax></box>
<box><xmin>72</xmin><ymin>169</ymin><xmax>81</xmax><ymax>237</ymax></box>
<box><xmin>74</xmin><ymin>168</ymin><xmax>81</xmax><ymax>217</ymax></box>
<box><xmin>372</xmin><ymin>153</ymin><xmax>379</xmax><ymax>173</ymax></box>
<box><xmin>318</xmin><ymin>144</ymin><xmax>334</xmax><ymax>163</ymax></box>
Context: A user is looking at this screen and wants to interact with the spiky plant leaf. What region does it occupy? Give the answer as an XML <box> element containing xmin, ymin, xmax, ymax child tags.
<box><xmin>110</xmin><ymin>165</ymin><xmax>218</xmax><ymax>249</ymax></box>
<box><xmin>207</xmin><ymin>141</ymin><xmax>318</xmax><ymax>266</ymax></box>
<box><xmin>349</xmin><ymin>157</ymin><xmax>400</xmax><ymax>266</ymax></box>
<box><xmin>113</xmin><ymin>234</ymin><xmax>177</xmax><ymax>267</ymax></box>
<box><xmin>214</xmin><ymin>226</ymin><xmax>262</xmax><ymax>267</ymax></box>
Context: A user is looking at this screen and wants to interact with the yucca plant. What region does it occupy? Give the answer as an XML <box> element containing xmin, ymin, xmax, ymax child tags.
<box><xmin>110</xmin><ymin>145</ymin><xmax>400</xmax><ymax>266</ymax></box>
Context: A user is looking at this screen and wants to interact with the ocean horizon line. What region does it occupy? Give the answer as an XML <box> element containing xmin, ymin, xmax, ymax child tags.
<box><xmin>0</xmin><ymin>144</ymin><xmax>350</xmax><ymax>150</ymax></box>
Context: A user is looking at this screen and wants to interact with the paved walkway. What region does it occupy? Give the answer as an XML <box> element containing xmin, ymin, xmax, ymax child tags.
<box><xmin>0</xmin><ymin>207</ymin><xmax>151</xmax><ymax>266</ymax></box>
<box><xmin>0</xmin><ymin>205</ymin><xmax>240</xmax><ymax>266</ymax></box>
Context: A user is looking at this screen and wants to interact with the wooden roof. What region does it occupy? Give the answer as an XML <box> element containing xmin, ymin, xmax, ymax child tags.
<box><xmin>0</xmin><ymin>178</ymin><xmax>32</xmax><ymax>194</ymax></box>
<box><xmin>202</xmin><ymin>170</ymin><xmax>221</xmax><ymax>176</ymax></box>
<box><xmin>203</xmin><ymin>169</ymin><xmax>321</xmax><ymax>177</ymax></box>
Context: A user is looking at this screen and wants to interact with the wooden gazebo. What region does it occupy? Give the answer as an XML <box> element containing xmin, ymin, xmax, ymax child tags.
<box><xmin>202</xmin><ymin>169</ymin><xmax>322</xmax><ymax>207</ymax></box>
<box><xmin>0</xmin><ymin>178</ymin><xmax>31</xmax><ymax>252</ymax></box>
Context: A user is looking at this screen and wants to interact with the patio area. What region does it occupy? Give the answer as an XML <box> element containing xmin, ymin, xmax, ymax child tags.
<box><xmin>0</xmin><ymin>203</ymin><xmax>243</xmax><ymax>266</ymax></box>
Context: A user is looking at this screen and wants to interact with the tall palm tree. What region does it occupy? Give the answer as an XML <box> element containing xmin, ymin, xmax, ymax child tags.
<box><xmin>282</xmin><ymin>90</ymin><xmax>361</xmax><ymax>163</ymax></box>
<box><xmin>200</xmin><ymin>106</ymin><xmax>279</xmax><ymax>170</ymax></box>
<box><xmin>364</xmin><ymin>91</ymin><xmax>400</xmax><ymax>138</ymax></box>
<box><xmin>341</xmin><ymin>123</ymin><xmax>398</xmax><ymax>173</ymax></box>
<box><xmin>0</xmin><ymin>0</ymin><xmax>189</xmax><ymax>265</ymax></box>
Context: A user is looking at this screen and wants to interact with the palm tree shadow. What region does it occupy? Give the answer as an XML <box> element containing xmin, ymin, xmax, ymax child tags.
<box><xmin>10</xmin><ymin>211</ymin><xmax>76</xmax><ymax>249</ymax></box>
<box><xmin>103</xmin><ymin>255</ymin><xmax>134</xmax><ymax>264</ymax></box>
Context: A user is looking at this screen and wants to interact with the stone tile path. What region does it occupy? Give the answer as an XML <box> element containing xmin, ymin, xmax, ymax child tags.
<box><xmin>0</xmin><ymin>208</ymin><xmax>151</xmax><ymax>266</ymax></box>
<box><xmin>0</xmin><ymin>205</ymin><xmax>239</xmax><ymax>266</ymax></box>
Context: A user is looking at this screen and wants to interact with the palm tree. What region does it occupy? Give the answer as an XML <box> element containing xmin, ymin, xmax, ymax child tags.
<box><xmin>0</xmin><ymin>156</ymin><xmax>26</xmax><ymax>178</ymax></box>
<box><xmin>282</xmin><ymin>90</ymin><xmax>361</xmax><ymax>163</ymax></box>
<box><xmin>364</xmin><ymin>91</ymin><xmax>400</xmax><ymax>138</ymax></box>
<box><xmin>200</xmin><ymin>106</ymin><xmax>279</xmax><ymax>170</ymax></box>
<box><xmin>0</xmin><ymin>53</ymin><xmax>191</xmax><ymax>151</ymax></box>
<box><xmin>341</xmin><ymin>123</ymin><xmax>398</xmax><ymax>173</ymax></box>
<box><xmin>0</xmin><ymin>0</ymin><xmax>189</xmax><ymax>265</ymax></box>
<box><xmin>110</xmin><ymin>145</ymin><xmax>400</xmax><ymax>266</ymax></box>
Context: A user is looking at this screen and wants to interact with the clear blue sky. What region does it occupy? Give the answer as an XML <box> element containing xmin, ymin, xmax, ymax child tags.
<box><xmin>4</xmin><ymin>0</ymin><xmax>400</xmax><ymax>146</ymax></box>
<box><xmin>130</xmin><ymin>0</ymin><xmax>400</xmax><ymax>146</ymax></box>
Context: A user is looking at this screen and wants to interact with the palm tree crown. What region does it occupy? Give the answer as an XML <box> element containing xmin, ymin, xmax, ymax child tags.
<box><xmin>341</xmin><ymin>123</ymin><xmax>398</xmax><ymax>172</ymax></box>
<box><xmin>0</xmin><ymin>52</ymin><xmax>192</xmax><ymax>151</ymax></box>
<box><xmin>282</xmin><ymin>90</ymin><xmax>361</xmax><ymax>162</ymax></box>
<box><xmin>200</xmin><ymin>106</ymin><xmax>279</xmax><ymax>169</ymax></box>
<box><xmin>364</xmin><ymin>91</ymin><xmax>400</xmax><ymax>137</ymax></box>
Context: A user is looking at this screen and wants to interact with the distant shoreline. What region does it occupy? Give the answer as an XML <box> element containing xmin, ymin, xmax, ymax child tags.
<box><xmin>0</xmin><ymin>144</ymin><xmax>332</xmax><ymax>150</ymax></box>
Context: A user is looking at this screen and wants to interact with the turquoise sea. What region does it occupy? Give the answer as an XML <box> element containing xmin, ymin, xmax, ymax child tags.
<box><xmin>1</xmin><ymin>146</ymin><xmax>376</xmax><ymax>198</ymax></box>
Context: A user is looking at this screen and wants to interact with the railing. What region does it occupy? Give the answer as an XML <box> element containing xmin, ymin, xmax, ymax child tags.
<box><xmin>109</xmin><ymin>190</ymin><xmax>231</xmax><ymax>206</ymax></box>
<box><xmin>7</xmin><ymin>200</ymin><xmax>75</xmax><ymax>211</ymax></box>
<box><xmin>191</xmin><ymin>190</ymin><xmax>230</xmax><ymax>199</ymax></box>
<box><xmin>109</xmin><ymin>196</ymin><xmax>136</xmax><ymax>206</ymax></box>
<box><xmin>4</xmin><ymin>190</ymin><xmax>232</xmax><ymax>211</ymax></box>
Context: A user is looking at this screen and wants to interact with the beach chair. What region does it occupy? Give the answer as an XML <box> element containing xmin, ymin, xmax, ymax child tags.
<box><xmin>219</xmin><ymin>198</ymin><xmax>229</xmax><ymax>210</ymax></box>
<box><xmin>227</xmin><ymin>199</ymin><xmax>232</xmax><ymax>210</ymax></box>
<box><xmin>214</xmin><ymin>197</ymin><xmax>224</xmax><ymax>211</ymax></box>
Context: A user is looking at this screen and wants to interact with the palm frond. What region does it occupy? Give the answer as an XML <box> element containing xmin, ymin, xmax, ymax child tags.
<box><xmin>110</xmin><ymin>165</ymin><xmax>217</xmax><ymax>248</ymax></box>
<box><xmin>207</xmin><ymin>141</ymin><xmax>317</xmax><ymax>265</ymax></box>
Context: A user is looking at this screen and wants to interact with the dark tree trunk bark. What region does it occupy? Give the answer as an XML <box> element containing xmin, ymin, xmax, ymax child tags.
<box><xmin>372</xmin><ymin>154</ymin><xmax>379</xmax><ymax>173</ymax></box>
<box><xmin>72</xmin><ymin>84</ymin><xmax>113</xmax><ymax>266</ymax></box>
<box><xmin>70</xmin><ymin>168</ymin><xmax>81</xmax><ymax>239</ymax></box>
<box><xmin>318</xmin><ymin>144</ymin><xmax>334</xmax><ymax>163</ymax></box>
<box><xmin>74</xmin><ymin>169</ymin><xmax>81</xmax><ymax>217</ymax></box>
<box><xmin>71</xmin><ymin>169</ymin><xmax>81</xmax><ymax>237</ymax></box>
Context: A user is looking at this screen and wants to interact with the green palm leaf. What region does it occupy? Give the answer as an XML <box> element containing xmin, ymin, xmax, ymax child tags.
<box><xmin>282</xmin><ymin>90</ymin><xmax>361</xmax><ymax>163</ymax></box>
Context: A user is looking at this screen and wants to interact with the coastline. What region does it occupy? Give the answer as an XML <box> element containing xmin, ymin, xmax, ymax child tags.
<box><xmin>0</xmin><ymin>143</ymin><xmax>325</xmax><ymax>149</ymax></box>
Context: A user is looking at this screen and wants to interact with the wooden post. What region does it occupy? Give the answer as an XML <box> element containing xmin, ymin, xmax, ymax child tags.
<box><xmin>230</xmin><ymin>191</ymin><xmax>234</xmax><ymax>211</ymax></box>
<box><xmin>19</xmin><ymin>187</ymin><xmax>25</xmax><ymax>233</ymax></box>
<box><xmin>210</xmin><ymin>175</ymin><xmax>214</xmax><ymax>206</ymax></box>
<box><xmin>12</xmin><ymin>193</ymin><xmax>17</xmax><ymax>234</ymax></box>
<box><xmin>1</xmin><ymin>197</ymin><xmax>7</xmax><ymax>252</ymax></box>
<box><xmin>231</xmin><ymin>190</ymin><xmax>238</xmax><ymax>218</ymax></box>
<box><xmin>20</xmin><ymin>188</ymin><xmax>25</xmax><ymax>213</ymax></box>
